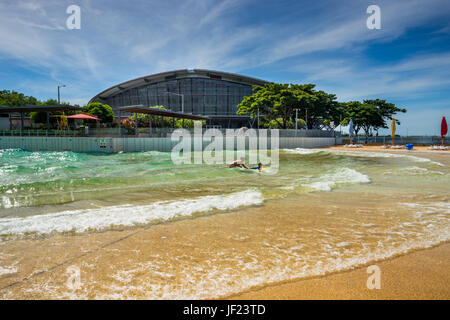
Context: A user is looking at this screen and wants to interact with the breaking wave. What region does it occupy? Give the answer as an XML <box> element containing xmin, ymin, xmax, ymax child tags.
<box><xmin>303</xmin><ymin>168</ymin><xmax>370</xmax><ymax>191</ymax></box>
<box><xmin>0</xmin><ymin>189</ymin><xmax>263</xmax><ymax>238</ymax></box>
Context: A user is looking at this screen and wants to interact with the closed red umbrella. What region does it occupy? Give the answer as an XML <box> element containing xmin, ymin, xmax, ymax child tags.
<box><xmin>441</xmin><ymin>116</ymin><xmax>448</xmax><ymax>145</ymax></box>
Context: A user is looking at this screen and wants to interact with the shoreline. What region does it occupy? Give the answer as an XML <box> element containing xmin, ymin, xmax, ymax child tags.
<box><xmin>228</xmin><ymin>242</ymin><xmax>450</xmax><ymax>300</ymax></box>
<box><xmin>328</xmin><ymin>145</ymin><xmax>450</xmax><ymax>154</ymax></box>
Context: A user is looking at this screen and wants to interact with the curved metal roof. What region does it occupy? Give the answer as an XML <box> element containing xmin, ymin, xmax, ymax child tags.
<box><xmin>89</xmin><ymin>69</ymin><xmax>268</xmax><ymax>104</ymax></box>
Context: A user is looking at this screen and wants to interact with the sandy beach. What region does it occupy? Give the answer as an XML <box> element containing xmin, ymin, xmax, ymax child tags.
<box><xmin>230</xmin><ymin>242</ymin><xmax>450</xmax><ymax>300</ymax></box>
<box><xmin>229</xmin><ymin>145</ymin><xmax>450</xmax><ymax>300</ymax></box>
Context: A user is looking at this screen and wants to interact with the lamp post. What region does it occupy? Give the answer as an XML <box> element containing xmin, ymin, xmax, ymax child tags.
<box><xmin>305</xmin><ymin>109</ymin><xmax>308</xmax><ymax>131</ymax></box>
<box><xmin>57</xmin><ymin>85</ymin><xmax>66</xmax><ymax>104</ymax></box>
<box><xmin>257</xmin><ymin>108</ymin><xmax>260</xmax><ymax>129</ymax></box>
<box><xmin>294</xmin><ymin>108</ymin><xmax>299</xmax><ymax>136</ymax></box>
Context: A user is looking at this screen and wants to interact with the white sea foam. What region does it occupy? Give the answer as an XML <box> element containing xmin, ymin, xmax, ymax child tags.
<box><xmin>304</xmin><ymin>168</ymin><xmax>370</xmax><ymax>191</ymax></box>
<box><xmin>0</xmin><ymin>190</ymin><xmax>263</xmax><ymax>237</ymax></box>
<box><xmin>306</xmin><ymin>181</ymin><xmax>335</xmax><ymax>191</ymax></box>
<box><xmin>283</xmin><ymin>148</ymin><xmax>320</xmax><ymax>155</ymax></box>
<box><xmin>0</xmin><ymin>265</ymin><xmax>17</xmax><ymax>276</ymax></box>
<box><xmin>284</xmin><ymin>148</ymin><xmax>445</xmax><ymax>166</ymax></box>
<box><xmin>326</xmin><ymin>150</ymin><xmax>445</xmax><ymax>166</ymax></box>
<box><xmin>402</xmin><ymin>202</ymin><xmax>450</xmax><ymax>214</ymax></box>
<box><xmin>396</xmin><ymin>166</ymin><xmax>445</xmax><ymax>175</ymax></box>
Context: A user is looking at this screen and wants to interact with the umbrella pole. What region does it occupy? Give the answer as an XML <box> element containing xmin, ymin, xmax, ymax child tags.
<box><xmin>97</xmin><ymin>120</ymin><xmax>99</xmax><ymax>137</ymax></box>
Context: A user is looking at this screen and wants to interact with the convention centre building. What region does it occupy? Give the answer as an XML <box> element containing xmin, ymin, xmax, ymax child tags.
<box><xmin>89</xmin><ymin>69</ymin><xmax>267</xmax><ymax>128</ymax></box>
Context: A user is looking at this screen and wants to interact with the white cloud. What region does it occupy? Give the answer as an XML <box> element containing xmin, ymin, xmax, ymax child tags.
<box><xmin>1</xmin><ymin>0</ymin><xmax>448</xmax><ymax>79</ymax></box>
<box><xmin>0</xmin><ymin>0</ymin><xmax>449</xmax><ymax>134</ymax></box>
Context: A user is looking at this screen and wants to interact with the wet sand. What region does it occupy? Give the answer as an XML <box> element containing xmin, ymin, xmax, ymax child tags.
<box><xmin>1</xmin><ymin>192</ymin><xmax>448</xmax><ymax>300</ymax></box>
<box><xmin>229</xmin><ymin>242</ymin><xmax>450</xmax><ymax>300</ymax></box>
<box><xmin>227</xmin><ymin>145</ymin><xmax>449</xmax><ymax>300</ymax></box>
<box><xmin>230</xmin><ymin>147</ymin><xmax>450</xmax><ymax>300</ymax></box>
<box><xmin>231</xmin><ymin>146</ymin><xmax>450</xmax><ymax>300</ymax></box>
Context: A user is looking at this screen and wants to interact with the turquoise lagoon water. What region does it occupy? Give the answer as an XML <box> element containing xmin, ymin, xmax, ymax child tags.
<box><xmin>0</xmin><ymin>148</ymin><xmax>448</xmax><ymax>236</ymax></box>
<box><xmin>0</xmin><ymin>147</ymin><xmax>449</xmax><ymax>299</ymax></box>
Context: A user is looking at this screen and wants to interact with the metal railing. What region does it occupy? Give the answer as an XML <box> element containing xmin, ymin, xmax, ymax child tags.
<box><xmin>1</xmin><ymin>129</ymin><xmax>80</xmax><ymax>137</ymax></box>
<box><xmin>341</xmin><ymin>135</ymin><xmax>449</xmax><ymax>145</ymax></box>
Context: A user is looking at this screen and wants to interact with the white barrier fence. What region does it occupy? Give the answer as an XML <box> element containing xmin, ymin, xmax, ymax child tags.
<box><xmin>0</xmin><ymin>136</ymin><xmax>336</xmax><ymax>153</ymax></box>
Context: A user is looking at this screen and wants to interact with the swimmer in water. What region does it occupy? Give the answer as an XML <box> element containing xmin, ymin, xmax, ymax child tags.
<box><xmin>228</xmin><ymin>157</ymin><xmax>249</xmax><ymax>169</ymax></box>
<box><xmin>250</xmin><ymin>162</ymin><xmax>263</xmax><ymax>172</ymax></box>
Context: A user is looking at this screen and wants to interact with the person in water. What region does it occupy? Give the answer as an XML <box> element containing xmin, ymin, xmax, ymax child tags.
<box><xmin>250</xmin><ymin>162</ymin><xmax>263</xmax><ymax>172</ymax></box>
<box><xmin>228</xmin><ymin>157</ymin><xmax>249</xmax><ymax>169</ymax></box>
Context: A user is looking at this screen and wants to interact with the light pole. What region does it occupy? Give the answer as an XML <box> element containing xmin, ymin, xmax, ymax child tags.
<box><xmin>257</xmin><ymin>108</ymin><xmax>260</xmax><ymax>129</ymax></box>
<box><xmin>57</xmin><ymin>85</ymin><xmax>66</xmax><ymax>104</ymax></box>
<box><xmin>294</xmin><ymin>108</ymin><xmax>299</xmax><ymax>135</ymax></box>
<box><xmin>305</xmin><ymin>109</ymin><xmax>308</xmax><ymax>131</ymax></box>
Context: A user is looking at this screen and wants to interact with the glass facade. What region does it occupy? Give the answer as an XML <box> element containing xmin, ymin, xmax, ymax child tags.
<box><xmin>103</xmin><ymin>77</ymin><xmax>254</xmax><ymax>118</ymax></box>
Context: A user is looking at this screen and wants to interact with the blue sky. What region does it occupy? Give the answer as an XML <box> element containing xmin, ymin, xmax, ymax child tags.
<box><xmin>0</xmin><ymin>0</ymin><xmax>449</xmax><ymax>135</ymax></box>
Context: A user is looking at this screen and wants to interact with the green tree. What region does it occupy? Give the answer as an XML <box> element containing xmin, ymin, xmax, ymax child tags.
<box><xmin>363</xmin><ymin>99</ymin><xmax>406</xmax><ymax>132</ymax></box>
<box><xmin>39</xmin><ymin>99</ymin><xmax>58</xmax><ymax>106</ymax></box>
<box><xmin>126</xmin><ymin>106</ymin><xmax>193</xmax><ymax>128</ymax></box>
<box><xmin>173</xmin><ymin>118</ymin><xmax>205</xmax><ymax>128</ymax></box>
<box><xmin>129</xmin><ymin>113</ymin><xmax>149</xmax><ymax>127</ymax></box>
<box><xmin>0</xmin><ymin>90</ymin><xmax>39</xmax><ymax>106</ymax></box>
<box><xmin>301</xmin><ymin>88</ymin><xmax>341</xmax><ymax>129</ymax></box>
<box><xmin>342</xmin><ymin>101</ymin><xmax>384</xmax><ymax>138</ymax></box>
<box><xmin>340</xmin><ymin>99</ymin><xmax>407</xmax><ymax>139</ymax></box>
<box><xmin>30</xmin><ymin>99</ymin><xmax>73</xmax><ymax>127</ymax></box>
<box><xmin>146</xmin><ymin>105</ymin><xmax>172</xmax><ymax>128</ymax></box>
<box><xmin>263</xmin><ymin>117</ymin><xmax>306</xmax><ymax>129</ymax></box>
<box><xmin>237</xmin><ymin>83</ymin><xmax>342</xmax><ymax>130</ymax></box>
<box><xmin>82</xmin><ymin>102</ymin><xmax>114</xmax><ymax>124</ymax></box>
<box><xmin>237</xmin><ymin>83</ymin><xmax>317</xmax><ymax>129</ymax></box>
<box><xmin>30</xmin><ymin>99</ymin><xmax>63</xmax><ymax>126</ymax></box>
<box><xmin>30</xmin><ymin>111</ymin><xmax>49</xmax><ymax>125</ymax></box>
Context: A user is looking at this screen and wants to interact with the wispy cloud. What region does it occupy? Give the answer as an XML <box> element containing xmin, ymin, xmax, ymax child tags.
<box><xmin>0</xmin><ymin>0</ymin><xmax>449</xmax><ymax>134</ymax></box>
